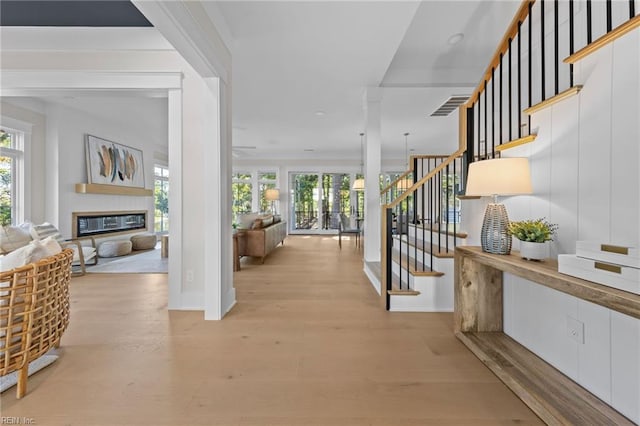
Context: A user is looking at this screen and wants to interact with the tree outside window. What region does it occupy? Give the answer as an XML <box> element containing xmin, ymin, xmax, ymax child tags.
<box><xmin>154</xmin><ymin>165</ymin><xmax>169</xmax><ymax>233</ymax></box>
<box><xmin>232</xmin><ymin>172</ymin><xmax>252</xmax><ymax>220</ymax></box>
<box><xmin>0</xmin><ymin>128</ymin><xmax>22</xmax><ymax>226</ymax></box>
<box><xmin>258</xmin><ymin>172</ymin><xmax>277</xmax><ymax>213</ymax></box>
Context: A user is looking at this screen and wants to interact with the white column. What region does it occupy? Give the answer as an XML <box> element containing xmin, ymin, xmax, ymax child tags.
<box><xmin>167</xmin><ymin>89</ymin><xmax>183</xmax><ymax>310</ymax></box>
<box><xmin>203</xmin><ymin>78</ymin><xmax>235</xmax><ymax>320</ymax></box>
<box><xmin>363</xmin><ymin>88</ymin><xmax>382</xmax><ymax>263</ymax></box>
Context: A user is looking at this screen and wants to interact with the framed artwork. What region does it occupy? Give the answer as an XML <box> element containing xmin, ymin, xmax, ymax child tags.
<box><xmin>85</xmin><ymin>134</ymin><xmax>145</xmax><ymax>188</ymax></box>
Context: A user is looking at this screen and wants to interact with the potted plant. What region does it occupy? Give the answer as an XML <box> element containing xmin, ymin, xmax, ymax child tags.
<box><xmin>508</xmin><ymin>218</ymin><xmax>558</xmax><ymax>260</ymax></box>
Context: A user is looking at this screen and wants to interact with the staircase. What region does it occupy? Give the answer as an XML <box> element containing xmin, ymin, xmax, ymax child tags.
<box><xmin>366</xmin><ymin>151</ymin><xmax>469</xmax><ymax>312</ymax></box>
<box><xmin>370</xmin><ymin>0</ymin><xmax>640</xmax><ymax>311</ymax></box>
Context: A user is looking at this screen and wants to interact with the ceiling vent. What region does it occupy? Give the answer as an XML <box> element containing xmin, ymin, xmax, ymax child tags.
<box><xmin>430</xmin><ymin>95</ymin><xmax>470</xmax><ymax>117</ymax></box>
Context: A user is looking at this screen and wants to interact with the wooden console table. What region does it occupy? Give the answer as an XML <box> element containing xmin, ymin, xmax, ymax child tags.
<box><xmin>454</xmin><ymin>246</ymin><xmax>639</xmax><ymax>425</ymax></box>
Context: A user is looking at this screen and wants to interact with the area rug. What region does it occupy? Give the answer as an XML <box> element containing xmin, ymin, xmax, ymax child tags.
<box><xmin>86</xmin><ymin>248</ymin><xmax>168</xmax><ymax>274</ymax></box>
<box><xmin>0</xmin><ymin>353</ymin><xmax>58</xmax><ymax>392</ymax></box>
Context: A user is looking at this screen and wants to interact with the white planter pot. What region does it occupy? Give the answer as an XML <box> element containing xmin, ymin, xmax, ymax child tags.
<box><xmin>519</xmin><ymin>241</ymin><xmax>549</xmax><ymax>260</ymax></box>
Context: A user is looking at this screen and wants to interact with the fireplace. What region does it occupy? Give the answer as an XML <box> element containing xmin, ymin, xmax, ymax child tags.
<box><xmin>72</xmin><ymin>210</ymin><xmax>148</xmax><ymax>239</ymax></box>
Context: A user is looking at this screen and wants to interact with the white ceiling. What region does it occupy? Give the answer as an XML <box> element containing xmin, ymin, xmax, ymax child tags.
<box><xmin>0</xmin><ymin>1</ymin><xmax>521</xmax><ymax>162</ymax></box>
<box><xmin>214</xmin><ymin>0</ymin><xmax>521</xmax><ymax>161</ymax></box>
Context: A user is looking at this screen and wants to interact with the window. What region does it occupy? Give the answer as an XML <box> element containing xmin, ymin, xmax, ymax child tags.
<box><xmin>232</xmin><ymin>172</ymin><xmax>252</xmax><ymax>219</ymax></box>
<box><xmin>0</xmin><ymin>127</ymin><xmax>24</xmax><ymax>225</ymax></box>
<box><xmin>154</xmin><ymin>165</ymin><xmax>169</xmax><ymax>233</ymax></box>
<box><xmin>258</xmin><ymin>171</ymin><xmax>277</xmax><ymax>213</ymax></box>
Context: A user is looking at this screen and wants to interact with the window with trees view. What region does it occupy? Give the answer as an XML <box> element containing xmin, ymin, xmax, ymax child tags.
<box><xmin>258</xmin><ymin>172</ymin><xmax>277</xmax><ymax>213</ymax></box>
<box><xmin>0</xmin><ymin>128</ymin><xmax>23</xmax><ymax>226</ymax></box>
<box><xmin>154</xmin><ymin>165</ymin><xmax>169</xmax><ymax>233</ymax></box>
<box><xmin>232</xmin><ymin>172</ymin><xmax>252</xmax><ymax>219</ymax></box>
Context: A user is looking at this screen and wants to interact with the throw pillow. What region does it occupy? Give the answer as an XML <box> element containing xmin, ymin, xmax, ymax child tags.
<box><xmin>30</xmin><ymin>223</ymin><xmax>65</xmax><ymax>244</ymax></box>
<box><xmin>251</xmin><ymin>218</ymin><xmax>263</xmax><ymax>230</ymax></box>
<box><xmin>259</xmin><ymin>214</ymin><xmax>274</xmax><ymax>227</ymax></box>
<box><xmin>0</xmin><ymin>223</ymin><xmax>33</xmax><ymax>254</ymax></box>
<box><xmin>41</xmin><ymin>236</ymin><xmax>63</xmax><ymax>257</ymax></box>
<box><xmin>0</xmin><ymin>243</ymin><xmax>36</xmax><ymax>271</ymax></box>
<box><xmin>238</xmin><ymin>213</ymin><xmax>260</xmax><ymax>229</ymax></box>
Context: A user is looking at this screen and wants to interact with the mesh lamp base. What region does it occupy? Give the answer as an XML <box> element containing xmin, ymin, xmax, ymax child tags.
<box><xmin>480</xmin><ymin>203</ymin><xmax>512</xmax><ymax>254</ymax></box>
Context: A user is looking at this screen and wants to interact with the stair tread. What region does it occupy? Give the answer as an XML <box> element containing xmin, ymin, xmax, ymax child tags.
<box><xmin>388</xmin><ymin>270</ymin><xmax>419</xmax><ymax>295</ymax></box>
<box><xmin>391</xmin><ymin>251</ymin><xmax>445</xmax><ymax>277</ymax></box>
<box><xmin>392</xmin><ymin>235</ymin><xmax>456</xmax><ymax>258</ymax></box>
<box><xmin>408</xmin><ymin>223</ymin><xmax>468</xmax><ymax>239</ymax></box>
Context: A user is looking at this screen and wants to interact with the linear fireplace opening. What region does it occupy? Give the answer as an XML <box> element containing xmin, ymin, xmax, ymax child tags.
<box><xmin>72</xmin><ymin>210</ymin><xmax>147</xmax><ymax>239</ymax></box>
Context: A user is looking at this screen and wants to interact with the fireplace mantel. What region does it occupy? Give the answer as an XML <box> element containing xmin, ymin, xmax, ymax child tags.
<box><xmin>75</xmin><ymin>183</ymin><xmax>153</xmax><ymax>196</ymax></box>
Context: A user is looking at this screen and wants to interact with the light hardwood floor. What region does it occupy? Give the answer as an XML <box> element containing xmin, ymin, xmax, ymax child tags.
<box><xmin>1</xmin><ymin>235</ymin><xmax>543</xmax><ymax>425</ymax></box>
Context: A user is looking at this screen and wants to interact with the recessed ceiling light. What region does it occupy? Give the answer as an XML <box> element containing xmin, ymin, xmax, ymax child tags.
<box><xmin>448</xmin><ymin>33</ymin><xmax>464</xmax><ymax>45</ymax></box>
<box><xmin>314</xmin><ymin>111</ymin><xmax>326</xmax><ymax>116</ymax></box>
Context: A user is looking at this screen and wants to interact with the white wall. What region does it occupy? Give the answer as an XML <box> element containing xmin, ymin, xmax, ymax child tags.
<box><xmin>1</xmin><ymin>49</ymin><xmax>228</xmax><ymax>315</ymax></box>
<box><xmin>2</xmin><ymin>96</ymin><xmax>166</xmax><ymax>238</ymax></box>
<box><xmin>462</xmin><ymin>30</ymin><xmax>640</xmax><ymax>423</ymax></box>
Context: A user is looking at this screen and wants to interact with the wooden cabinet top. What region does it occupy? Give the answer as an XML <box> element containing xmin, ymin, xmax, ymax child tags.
<box><xmin>456</xmin><ymin>246</ymin><xmax>640</xmax><ymax>320</ymax></box>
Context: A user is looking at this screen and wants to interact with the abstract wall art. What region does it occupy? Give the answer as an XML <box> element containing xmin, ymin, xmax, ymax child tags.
<box><xmin>85</xmin><ymin>134</ymin><xmax>145</xmax><ymax>188</ymax></box>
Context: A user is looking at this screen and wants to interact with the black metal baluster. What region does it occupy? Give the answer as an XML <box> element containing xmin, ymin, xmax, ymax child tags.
<box><xmin>518</xmin><ymin>21</ymin><xmax>522</xmax><ymax>138</ymax></box>
<box><xmin>484</xmin><ymin>81</ymin><xmax>488</xmax><ymax>157</ymax></box>
<box><xmin>464</xmin><ymin>106</ymin><xmax>474</xmax><ymax>188</ymax></box>
<box><xmin>405</xmin><ymin>197</ymin><xmax>410</xmax><ymax>290</ymax></box>
<box><xmin>606</xmin><ymin>0</ymin><xmax>612</xmax><ymax>32</ymax></box>
<box><xmin>478</xmin><ymin>97</ymin><xmax>482</xmax><ymax>159</ymax></box>
<box><xmin>631</xmin><ymin>0</ymin><xmax>636</xmax><ymax>19</ymax></box>
<box><xmin>453</xmin><ymin>157</ymin><xmax>457</xmax><ymax>246</ymax></box>
<box><xmin>499</xmin><ymin>53</ymin><xmax>503</xmax><ymax>146</ymax></box>
<box><xmin>541</xmin><ymin>0</ymin><xmax>546</xmax><ymax>101</ymax></box>
<box><xmin>421</xmin><ymin>165</ymin><xmax>426</xmax><ymax>271</ymax></box>
<box><xmin>570</xmin><ymin>0</ymin><xmax>575</xmax><ymax>87</ymax></box>
<box><xmin>491</xmin><ymin>68</ymin><xmax>495</xmax><ymax>158</ymax></box>
<box><xmin>528</xmin><ymin>2</ymin><xmax>533</xmax><ymax>133</ymax></box>
<box><xmin>430</xmin><ymin>158</ymin><xmax>435</xmax><ymax>268</ymax></box>
<box><xmin>385</xmin><ymin>208</ymin><xmax>392</xmax><ymax>310</ymax></box>
<box><xmin>554</xmin><ymin>0</ymin><xmax>559</xmax><ymax>95</ymax></box>
<box><xmin>445</xmin><ymin>163</ymin><xmax>450</xmax><ymax>254</ymax></box>
<box><xmin>437</xmin><ymin>170</ymin><xmax>442</xmax><ymax>255</ymax></box>
<box><xmin>587</xmin><ymin>0</ymin><xmax>593</xmax><ymax>44</ymax></box>
<box><xmin>509</xmin><ymin>38</ymin><xmax>514</xmax><ymax>141</ymax></box>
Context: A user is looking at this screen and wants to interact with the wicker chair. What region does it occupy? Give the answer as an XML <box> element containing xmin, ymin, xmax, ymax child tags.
<box><xmin>0</xmin><ymin>248</ymin><xmax>72</xmax><ymax>398</ymax></box>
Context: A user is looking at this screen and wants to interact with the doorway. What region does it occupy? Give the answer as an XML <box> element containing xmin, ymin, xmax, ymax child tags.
<box><xmin>289</xmin><ymin>172</ymin><xmax>357</xmax><ymax>234</ymax></box>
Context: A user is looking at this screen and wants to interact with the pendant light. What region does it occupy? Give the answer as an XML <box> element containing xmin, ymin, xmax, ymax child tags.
<box><xmin>352</xmin><ymin>132</ymin><xmax>365</xmax><ymax>191</ymax></box>
<box><xmin>396</xmin><ymin>132</ymin><xmax>413</xmax><ymax>190</ymax></box>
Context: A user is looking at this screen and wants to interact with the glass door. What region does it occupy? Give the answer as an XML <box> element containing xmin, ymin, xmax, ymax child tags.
<box><xmin>291</xmin><ymin>173</ymin><xmax>319</xmax><ymax>232</ymax></box>
<box><xmin>290</xmin><ymin>172</ymin><xmax>353</xmax><ymax>234</ymax></box>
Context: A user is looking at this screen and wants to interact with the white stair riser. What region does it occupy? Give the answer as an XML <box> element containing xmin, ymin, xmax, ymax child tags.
<box><xmin>389</xmin><ymin>274</ymin><xmax>454</xmax><ymax>312</ymax></box>
<box><xmin>391</xmin><ymin>260</ymin><xmax>416</xmax><ymax>288</ymax></box>
<box><xmin>407</xmin><ymin>225</ymin><xmax>465</xmax><ymax>247</ymax></box>
<box><xmin>393</xmin><ymin>239</ymin><xmax>453</xmax><ymax>272</ymax></box>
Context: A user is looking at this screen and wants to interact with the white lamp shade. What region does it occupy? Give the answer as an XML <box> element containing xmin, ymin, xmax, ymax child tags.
<box><xmin>352</xmin><ymin>178</ymin><xmax>365</xmax><ymax>191</ymax></box>
<box><xmin>465</xmin><ymin>157</ymin><xmax>532</xmax><ymax>196</ymax></box>
<box><xmin>265</xmin><ymin>188</ymin><xmax>280</xmax><ymax>201</ymax></box>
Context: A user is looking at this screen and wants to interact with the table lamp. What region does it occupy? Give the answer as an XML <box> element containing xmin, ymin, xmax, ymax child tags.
<box><xmin>265</xmin><ymin>188</ymin><xmax>280</xmax><ymax>214</ymax></box>
<box><xmin>465</xmin><ymin>157</ymin><xmax>532</xmax><ymax>254</ymax></box>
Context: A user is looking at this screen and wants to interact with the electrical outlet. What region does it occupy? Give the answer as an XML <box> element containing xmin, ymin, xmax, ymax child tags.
<box><xmin>186</xmin><ymin>270</ymin><xmax>194</xmax><ymax>282</ymax></box>
<box><xmin>567</xmin><ymin>316</ymin><xmax>585</xmax><ymax>344</ymax></box>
